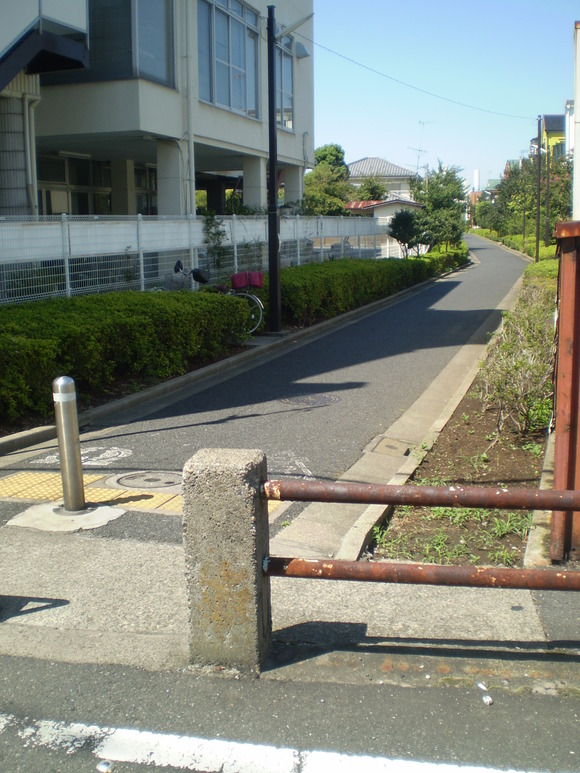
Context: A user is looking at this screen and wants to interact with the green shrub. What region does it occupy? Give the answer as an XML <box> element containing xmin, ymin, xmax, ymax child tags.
<box><xmin>0</xmin><ymin>247</ymin><xmax>468</xmax><ymax>423</ymax></box>
<box><xmin>481</xmin><ymin>283</ymin><xmax>555</xmax><ymax>433</ymax></box>
<box><xmin>0</xmin><ymin>334</ymin><xmax>59</xmax><ymax>420</ymax></box>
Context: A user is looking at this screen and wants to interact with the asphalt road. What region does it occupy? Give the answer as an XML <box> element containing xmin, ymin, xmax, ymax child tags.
<box><xmin>7</xmin><ymin>235</ymin><xmax>526</xmax><ymax>485</ymax></box>
<box><xmin>4</xmin><ymin>236</ymin><xmax>579</xmax><ymax>772</ymax></box>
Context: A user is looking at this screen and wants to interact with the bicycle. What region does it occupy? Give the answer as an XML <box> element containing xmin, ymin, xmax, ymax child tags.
<box><xmin>170</xmin><ymin>260</ymin><xmax>264</xmax><ymax>335</ymax></box>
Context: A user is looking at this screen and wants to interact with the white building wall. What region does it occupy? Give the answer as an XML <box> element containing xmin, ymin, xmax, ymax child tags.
<box><xmin>34</xmin><ymin>0</ymin><xmax>314</xmax><ymax>217</ymax></box>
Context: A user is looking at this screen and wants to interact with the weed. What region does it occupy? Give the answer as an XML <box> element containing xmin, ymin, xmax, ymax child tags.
<box><xmin>490</xmin><ymin>511</ymin><xmax>533</xmax><ymax>540</ymax></box>
<box><xmin>422</xmin><ymin>529</ymin><xmax>451</xmax><ymax>563</ymax></box>
<box><xmin>488</xmin><ymin>546</ymin><xmax>518</xmax><ymax>567</ymax></box>
<box><xmin>372</xmin><ymin>528</ymin><xmax>414</xmax><ymax>561</ymax></box>
<box><xmin>522</xmin><ymin>441</ymin><xmax>543</xmax><ymax>458</ymax></box>
<box><xmin>480</xmin><ymin>283</ymin><xmax>555</xmax><ymax>434</ymax></box>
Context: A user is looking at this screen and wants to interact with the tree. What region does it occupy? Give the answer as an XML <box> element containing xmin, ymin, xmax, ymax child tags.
<box><xmin>411</xmin><ymin>162</ymin><xmax>466</xmax><ymax>251</ymax></box>
<box><xmin>357</xmin><ymin>174</ymin><xmax>387</xmax><ymax>201</ymax></box>
<box><xmin>481</xmin><ymin>154</ymin><xmax>571</xmax><ymax>243</ymax></box>
<box><xmin>388</xmin><ymin>209</ymin><xmax>418</xmax><ymax>257</ymax></box>
<box><xmin>302</xmin><ymin>144</ymin><xmax>354</xmax><ymax>215</ymax></box>
<box><xmin>314</xmin><ymin>143</ymin><xmax>349</xmax><ymax>176</ymax></box>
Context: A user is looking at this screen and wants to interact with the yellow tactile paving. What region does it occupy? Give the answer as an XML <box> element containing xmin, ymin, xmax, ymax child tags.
<box><xmin>158</xmin><ymin>496</ymin><xmax>183</xmax><ymax>513</ymax></box>
<box><xmin>0</xmin><ymin>471</ymin><xmax>284</xmax><ymax>516</ymax></box>
<box><xmin>0</xmin><ymin>472</ymin><xmax>104</xmax><ymax>498</ymax></box>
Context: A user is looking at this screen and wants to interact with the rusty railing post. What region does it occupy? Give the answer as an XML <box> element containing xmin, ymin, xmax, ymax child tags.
<box><xmin>552</xmin><ymin>222</ymin><xmax>580</xmax><ymax>561</ymax></box>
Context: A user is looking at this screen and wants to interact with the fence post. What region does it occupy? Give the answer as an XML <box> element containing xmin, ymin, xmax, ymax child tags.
<box><xmin>61</xmin><ymin>213</ymin><xmax>71</xmax><ymax>297</ymax></box>
<box><xmin>181</xmin><ymin>448</ymin><xmax>272</xmax><ymax>673</ymax></box>
<box><xmin>295</xmin><ymin>214</ymin><xmax>301</xmax><ymax>265</ymax></box>
<box><xmin>552</xmin><ymin>221</ymin><xmax>580</xmax><ymax>561</ymax></box>
<box><xmin>232</xmin><ymin>214</ymin><xmax>238</xmax><ymax>272</ymax></box>
<box><xmin>137</xmin><ymin>214</ymin><xmax>145</xmax><ymax>291</ymax></box>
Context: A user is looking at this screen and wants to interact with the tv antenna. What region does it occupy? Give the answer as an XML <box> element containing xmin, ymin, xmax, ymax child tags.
<box><xmin>409</xmin><ymin>120</ymin><xmax>434</xmax><ymax>174</ymax></box>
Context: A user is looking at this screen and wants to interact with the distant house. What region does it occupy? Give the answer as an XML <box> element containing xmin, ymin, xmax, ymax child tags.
<box><xmin>542</xmin><ymin>114</ymin><xmax>566</xmax><ymax>158</ymax></box>
<box><xmin>346</xmin><ymin>196</ymin><xmax>422</xmax><ymax>221</ymax></box>
<box><xmin>348</xmin><ymin>157</ymin><xmax>417</xmax><ymax>198</ymax></box>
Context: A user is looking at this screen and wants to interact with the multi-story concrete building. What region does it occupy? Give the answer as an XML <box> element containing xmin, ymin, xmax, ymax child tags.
<box><xmin>1</xmin><ymin>0</ymin><xmax>314</xmax><ymax>218</ymax></box>
<box><xmin>0</xmin><ymin>1</ymin><xmax>89</xmax><ymax>216</ymax></box>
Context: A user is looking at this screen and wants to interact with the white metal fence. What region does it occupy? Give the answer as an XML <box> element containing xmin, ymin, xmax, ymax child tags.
<box><xmin>0</xmin><ymin>213</ymin><xmax>408</xmax><ymax>304</ymax></box>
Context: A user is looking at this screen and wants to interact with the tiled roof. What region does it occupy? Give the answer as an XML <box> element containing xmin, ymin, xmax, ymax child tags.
<box><xmin>346</xmin><ymin>200</ymin><xmax>384</xmax><ymax>210</ymax></box>
<box><xmin>348</xmin><ymin>157</ymin><xmax>415</xmax><ymax>179</ymax></box>
<box><xmin>346</xmin><ymin>195</ymin><xmax>421</xmax><ymax>211</ymax></box>
<box><xmin>543</xmin><ymin>114</ymin><xmax>565</xmax><ymax>133</ymax></box>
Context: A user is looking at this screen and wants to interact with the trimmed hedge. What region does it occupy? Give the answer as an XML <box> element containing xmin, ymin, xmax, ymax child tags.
<box><xmin>0</xmin><ymin>291</ymin><xmax>250</xmax><ymax>421</ymax></box>
<box><xmin>0</xmin><ymin>245</ymin><xmax>468</xmax><ymax>423</ymax></box>
<box><xmin>473</xmin><ymin>229</ymin><xmax>557</xmax><ymax>261</ymax></box>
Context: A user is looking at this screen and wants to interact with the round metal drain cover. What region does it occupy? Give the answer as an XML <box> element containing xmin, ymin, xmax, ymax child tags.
<box><xmin>280</xmin><ymin>394</ymin><xmax>341</xmax><ymax>407</ymax></box>
<box><xmin>116</xmin><ymin>471</ymin><xmax>182</xmax><ymax>490</ymax></box>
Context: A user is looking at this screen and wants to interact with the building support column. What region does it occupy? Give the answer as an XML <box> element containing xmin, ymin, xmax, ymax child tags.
<box><xmin>111</xmin><ymin>159</ymin><xmax>136</xmax><ymax>215</ymax></box>
<box><xmin>243</xmin><ymin>156</ymin><xmax>267</xmax><ymax>209</ymax></box>
<box><xmin>157</xmin><ymin>140</ymin><xmax>185</xmax><ymax>216</ymax></box>
<box><xmin>282</xmin><ymin>165</ymin><xmax>304</xmax><ymax>208</ymax></box>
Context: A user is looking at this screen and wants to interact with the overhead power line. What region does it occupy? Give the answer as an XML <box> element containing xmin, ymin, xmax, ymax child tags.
<box><xmin>301</xmin><ymin>35</ymin><xmax>534</xmax><ymax>122</ymax></box>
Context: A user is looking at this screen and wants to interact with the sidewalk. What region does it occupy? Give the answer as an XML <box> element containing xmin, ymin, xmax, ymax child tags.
<box><xmin>0</xmin><ymin>276</ymin><xmax>577</xmax><ymax>692</ymax></box>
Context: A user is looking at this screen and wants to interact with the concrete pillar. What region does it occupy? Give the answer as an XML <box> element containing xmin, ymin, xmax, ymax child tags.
<box><xmin>243</xmin><ymin>156</ymin><xmax>267</xmax><ymax>209</ymax></box>
<box><xmin>111</xmin><ymin>159</ymin><xmax>136</xmax><ymax>215</ymax></box>
<box><xmin>282</xmin><ymin>165</ymin><xmax>304</xmax><ymax>208</ymax></box>
<box><xmin>157</xmin><ymin>140</ymin><xmax>184</xmax><ymax>215</ymax></box>
<box><xmin>206</xmin><ymin>179</ymin><xmax>225</xmax><ymax>214</ymax></box>
<box><xmin>181</xmin><ymin>448</ymin><xmax>272</xmax><ymax>674</ymax></box>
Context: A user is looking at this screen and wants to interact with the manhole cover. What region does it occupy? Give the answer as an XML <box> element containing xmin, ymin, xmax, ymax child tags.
<box><xmin>279</xmin><ymin>394</ymin><xmax>341</xmax><ymax>408</ymax></box>
<box><xmin>115</xmin><ymin>471</ymin><xmax>182</xmax><ymax>490</ymax></box>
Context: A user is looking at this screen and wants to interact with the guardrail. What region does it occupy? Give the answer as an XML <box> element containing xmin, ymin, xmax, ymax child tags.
<box><xmin>181</xmin><ymin>449</ymin><xmax>579</xmax><ymax>674</ymax></box>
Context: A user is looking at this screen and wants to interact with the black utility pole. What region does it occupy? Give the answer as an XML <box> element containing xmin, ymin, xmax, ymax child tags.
<box><xmin>267</xmin><ymin>5</ymin><xmax>282</xmax><ymax>333</ymax></box>
<box><xmin>535</xmin><ymin>115</ymin><xmax>541</xmax><ymax>263</ymax></box>
<box><xmin>544</xmin><ymin>145</ymin><xmax>551</xmax><ymax>247</ymax></box>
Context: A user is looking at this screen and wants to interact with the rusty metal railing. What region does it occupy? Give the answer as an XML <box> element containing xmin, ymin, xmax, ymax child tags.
<box><xmin>552</xmin><ymin>222</ymin><xmax>580</xmax><ymax>561</ymax></box>
<box><xmin>263</xmin><ymin>478</ymin><xmax>580</xmax><ymax>590</ymax></box>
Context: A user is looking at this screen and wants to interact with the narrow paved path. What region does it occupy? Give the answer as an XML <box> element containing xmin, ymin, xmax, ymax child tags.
<box><xmin>11</xmin><ymin>234</ymin><xmax>527</xmax><ymax>484</ymax></box>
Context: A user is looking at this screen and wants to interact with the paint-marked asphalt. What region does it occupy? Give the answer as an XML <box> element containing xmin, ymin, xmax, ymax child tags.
<box><xmin>0</xmin><ymin>471</ymin><xmax>282</xmax><ymax>516</ymax></box>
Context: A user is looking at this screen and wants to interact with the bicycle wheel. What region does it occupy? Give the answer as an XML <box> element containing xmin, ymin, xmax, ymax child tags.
<box><xmin>235</xmin><ymin>292</ymin><xmax>264</xmax><ymax>335</ymax></box>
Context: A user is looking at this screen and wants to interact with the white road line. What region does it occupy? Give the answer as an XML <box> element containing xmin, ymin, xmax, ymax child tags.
<box><xmin>0</xmin><ymin>713</ymin><xmax>548</xmax><ymax>773</ymax></box>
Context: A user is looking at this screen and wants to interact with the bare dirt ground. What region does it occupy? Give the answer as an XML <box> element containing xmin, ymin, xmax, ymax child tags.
<box><xmin>370</xmin><ymin>376</ymin><xmax>550</xmax><ymax>568</ymax></box>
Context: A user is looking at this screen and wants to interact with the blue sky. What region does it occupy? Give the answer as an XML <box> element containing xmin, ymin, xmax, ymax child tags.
<box><xmin>302</xmin><ymin>0</ymin><xmax>578</xmax><ymax>190</ymax></box>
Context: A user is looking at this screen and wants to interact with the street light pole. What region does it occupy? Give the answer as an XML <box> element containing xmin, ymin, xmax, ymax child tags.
<box><xmin>267</xmin><ymin>5</ymin><xmax>282</xmax><ymax>333</ymax></box>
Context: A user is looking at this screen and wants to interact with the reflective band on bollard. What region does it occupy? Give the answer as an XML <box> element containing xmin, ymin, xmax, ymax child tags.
<box><xmin>52</xmin><ymin>376</ymin><xmax>85</xmax><ymax>512</ymax></box>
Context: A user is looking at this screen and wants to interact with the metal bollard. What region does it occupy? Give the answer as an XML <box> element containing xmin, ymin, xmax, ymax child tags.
<box><xmin>52</xmin><ymin>376</ymin><xmax>85</xmax><ymax>511</ymax></box>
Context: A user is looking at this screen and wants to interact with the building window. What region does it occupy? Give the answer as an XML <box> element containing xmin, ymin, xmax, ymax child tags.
<box><xmin>136</xmin><ymin>0</ymin><xmax>174</xmax><ymax>85</ymax></box>
<box><xmin>276</xmin><ymin>36</ymin><xmax>293</xmax><ymax>129</ymax></box>
<box><xmin>198</xmin><ymin>0</ymin><xmax>259</xmax><ymax>118</ymax></box>
<box><xmin>37</xmin><ymin>157</ymin><xmax>112</xmax><ymax>216</ymax></box>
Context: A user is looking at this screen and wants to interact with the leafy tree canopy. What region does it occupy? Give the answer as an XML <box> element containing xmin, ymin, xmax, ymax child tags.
<box><xmin>388</xmin><ymin>209</ymin><xmax>418</xmax><ymax>257</ymax></box>
<box><xmin>314</xmin><ymin>144</ymin><xmax>349</xmax><ymax>179</ymax></box>
<box><xmin>302</xmin><ymin>144</ymin><xmax>354</xmax><ymax>215</ymax></box>
<box><xmin>357</xmin><ymin>174</ymin><xmax>387</xmax><ymax>201</ymax></box>
<box><xmin>411</xmin><ymin>162</ymin><xmax>466</xmax><ymax>251</ymax></box>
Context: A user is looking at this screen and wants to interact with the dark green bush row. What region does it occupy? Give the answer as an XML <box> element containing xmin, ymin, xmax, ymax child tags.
<box><xmin>0</xmin><ymin>291</ymin><xmax>250</xmax><ymax>422</ymax></box>
<box><xmin>473</xmin><ymin>228</ymin><xmax>557</xmax><ymax>261</ymax></box>
<box><xmin>0</xmin><ymin>246</ymin><xmax>468</xmax><ymax>423</ymax></box>
<box><xmin>273</xmin><ymin>245</ymin><xmax>468</xmax><ymax>327</ymax></box>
